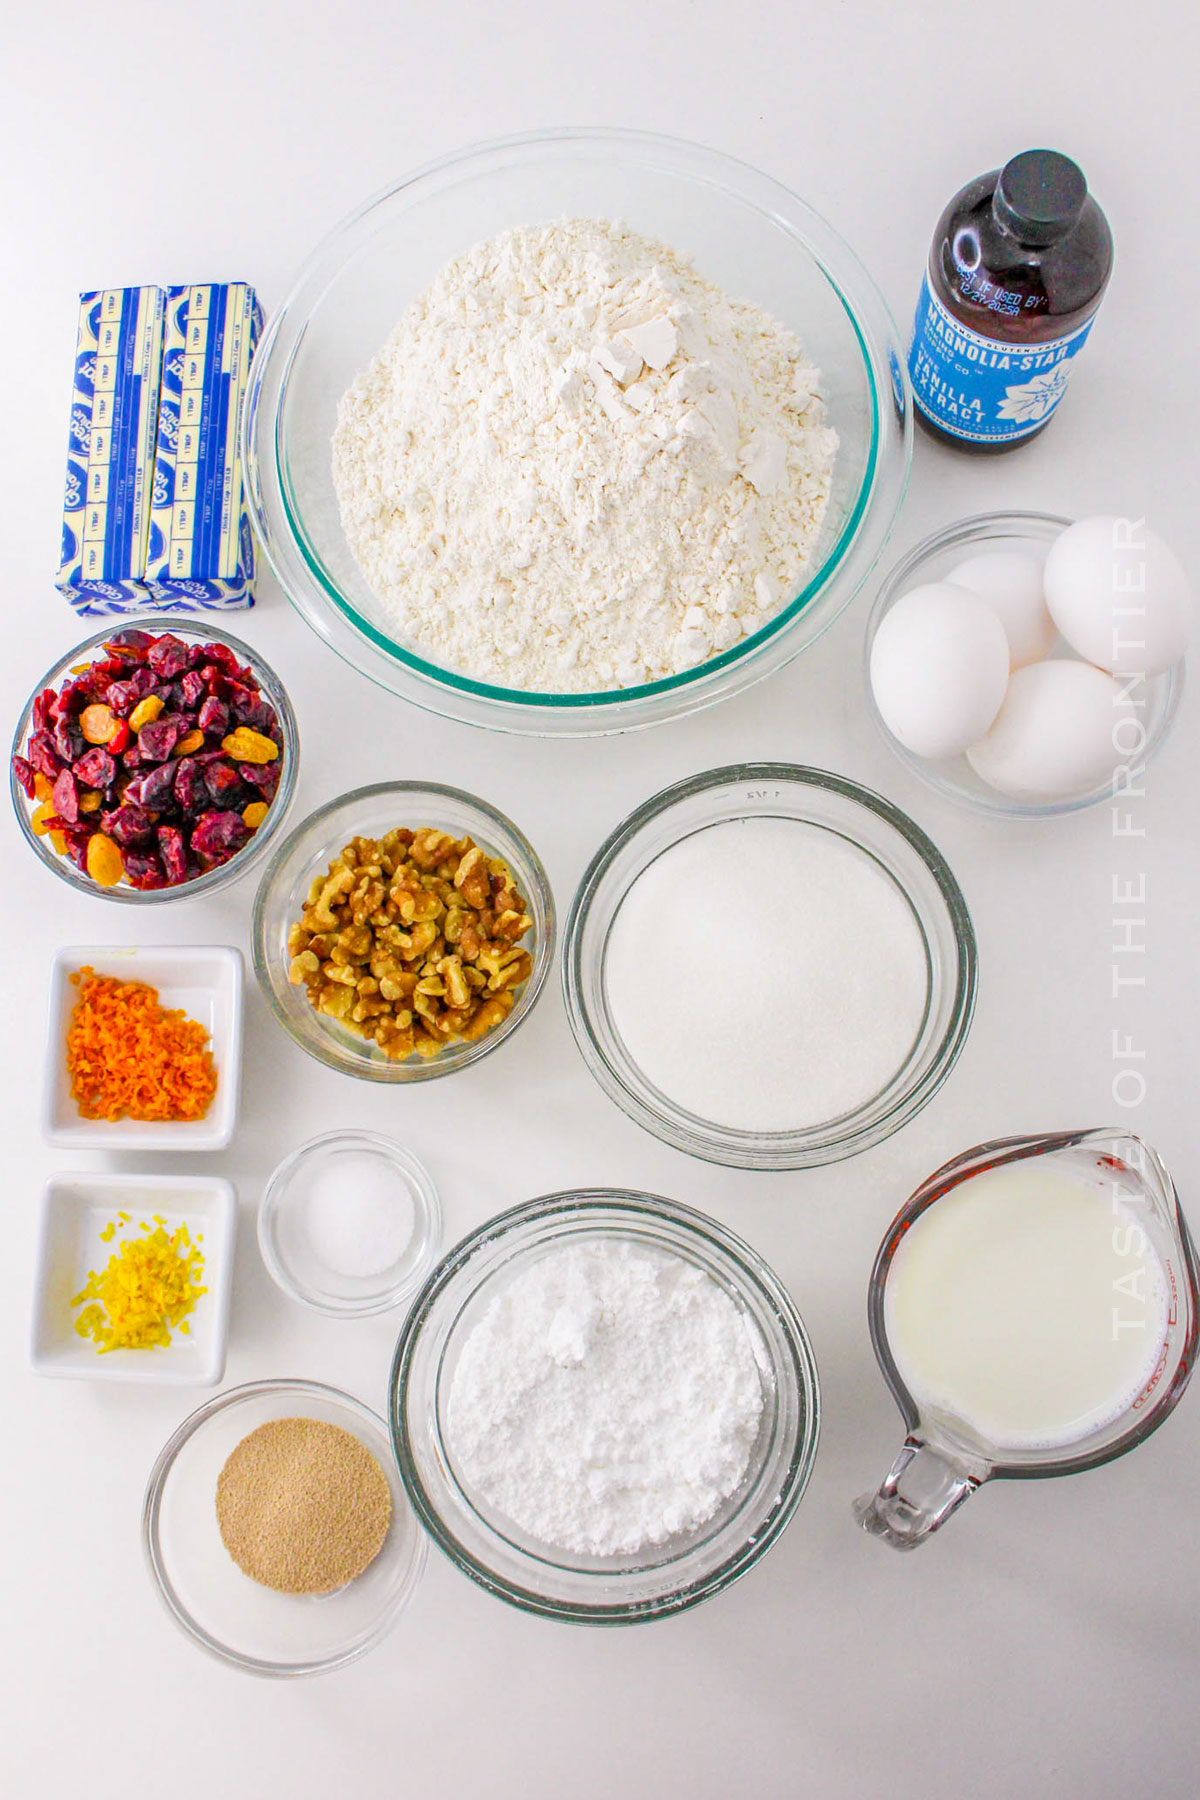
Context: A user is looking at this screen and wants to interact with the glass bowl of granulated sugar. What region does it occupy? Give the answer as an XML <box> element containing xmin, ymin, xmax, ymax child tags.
<box><xmin>564</xmin><ymin>764</ymin><xmax>978</xmax><ymax>1169</ymax></box>
<box><xmin>390</xmin><ymin>1189</ymin><xmax>821</xmax><ymax>1623</ymax></box>
<box><xmin>243</xmin><ymin>129</ymin><xmax>910</xmax><ymax>737</ymax></box>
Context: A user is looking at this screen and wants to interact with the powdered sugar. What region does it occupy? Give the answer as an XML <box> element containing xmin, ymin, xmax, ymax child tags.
<box><xmin>445</xmin><ymin>1239</ymin><xmax>766</xmax><ymax>1556</ymax></box>
<box><xmin>331</xmin><ymin>218</ymin><xmax>837</xmax><ymax>693</ymax></box>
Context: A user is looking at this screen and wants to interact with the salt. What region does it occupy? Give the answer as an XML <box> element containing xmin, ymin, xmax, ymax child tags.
<box><xmin>604</xmin><ymin>817</ymin><xmax>928</xmax><ymax>1132</ymax></box>
<box><xmin>302</xmin><ymin>1153</ymin><xmax>415</xmax><ymax>1280</ymax></box>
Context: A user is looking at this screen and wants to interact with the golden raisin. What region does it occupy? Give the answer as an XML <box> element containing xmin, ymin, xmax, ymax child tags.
<box><xmin>174</xmin><ymin>729</ymin><xmax>205</xmax><ymax>757</ymax></box>
<box><xmin>129</xmin><ymin>694</ymin><xmax>165</xmax><ymax>732</ymax></box>
<box><xmin>243</xmin><ymin>800</ymin><xmax>269</xmax><ymax>829</ymax></box>
<box><xmin>221</xmin><ymin>727</ymin><xmax>278</xmax><ymax>765</ymax></box>
<box><xmin>86</xmin><ymin>833</ymin><xmax>125</xmax><ymax>887</ymax></box>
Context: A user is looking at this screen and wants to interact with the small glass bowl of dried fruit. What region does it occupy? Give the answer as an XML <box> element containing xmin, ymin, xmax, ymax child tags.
<box><xmin>252</xmin><ymin>782</ymin><xmax>555</xmax><ymax>1082</ymax></box>
<box><xmin>10</xmin><ymin>620</ymin><xmax>299</xmax><ymax>901</ymax></box>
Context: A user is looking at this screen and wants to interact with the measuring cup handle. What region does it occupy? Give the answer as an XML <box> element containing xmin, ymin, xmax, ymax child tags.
<box><xmin>853</xmin><ymin>1437</ymin><xmax>980</xmax><ymax>1550</ymax></box>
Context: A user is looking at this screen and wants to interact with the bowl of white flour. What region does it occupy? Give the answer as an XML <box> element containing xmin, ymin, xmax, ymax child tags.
<box><xmin>244</xmin><ymin>130</ymin><xmax>910</xmax><ymax>736</ymax></box>
<box><xmin>389</xmin><ymin>1189</ymin><xmax>820</xmax><ymax>1621</ymax></box>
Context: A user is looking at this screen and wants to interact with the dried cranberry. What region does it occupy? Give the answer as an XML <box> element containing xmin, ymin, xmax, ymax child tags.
<box><xmin>121</xmin><ymin>775</ymin><xmax>147</xmax><ymax>807</ymax></box>
<box><xmin>205</xmin><ymin>761</ymin><xmax>244</xmax><ymax>809</ymax></box>
<box><xmin>157</xmin><ymin>825</ymin><xmax>191</xmax><ymax>884</ymax></box>
<box><xmin>107</xmin><ymin>671</ymin><xmax>154</xmax><ymax>715</ymax></box>
<box><xmin>67</xmin><ymin>832</ymin><xmax>91</xmax><ymax>873</ymax></box>
<box><xmin>234</xmin><ymin>694</ymin><xmax>276</xmax><ymax>734</ymax></box>
<box><xmin>11</xmin><ymin>755</ymin><xmax>36</xmax><ymax>800</ymax></box>
<box><xmin>31</xmin><ymin>689</ymin><xmax>56</xmax><ymax>733</ymax></box>
<box><xmin>147</xmin><ymin>635</ymin><xmax>200</xmax><ymax>679</ymax></box>
<box><xmin>101</xmin><ymin>803</ymin><xmax>154</xmax><ymax>848</ymax></box>
<box><xmin>197</xmin><ymin>696</ymin><xmax>229</xmax><ymax>736</ymax></box>
<box><xmin>27</xmin><ymin>732</ymin><xmax>63</xmax><ymax>780</ymax></box>
<box><xmin>179</xmin><ymin>669</ymin><xmax>206</xmax><ymax>708</ymax></box>
<box><xmin>104</xmin><ymin>630</ymin><xmax>154</xmax><ymax>661</ymax></box>
<box><xmin>73</xmin><ymin>746</ymin><xmax>116</xmax><ymax>790</ymax></box>
<box><xmin>191</xmin><ymin>810</ymin><xmax>249</xmax><ymax>863</ymax></box>
<box><xmin>124</xmin><ymin>850</ymin><xmax>167</xmax><ymax>889</ymax></box>
<box><xmin>173</xmin><ymin>756</ymin><xmax>206</xmax><ymax>815</ymax></box>
<box><xmin>239</xmin><ymin>760</ymin><xmax>280</xmax><ymax>797</ymax></box>
<box><xmin>53</xmin><ymin>715</ymin><xmax>85</xmax><ymax>764</ymax></box>
<box><xmin>137</xmin><ymin>714</ymin><xmax>187</xmax><ymax>762</ymax></box>
<box><xmin>52</xmin><ymin>767</ymin><xmax>79</xmax><ymax>823</ymax></box>
<box><xmin>138</xmin><ymin>760</ymin><xmax>178</xmax><ymax>811</ymax></box>
<box><xmin>121</xmin><ymin>743</ymin><xmax>144</xmax><ymax>770</ymax></box>
<box><xmin>199</xmin><ymin>664</ymin><xmax>227</xmax><ymax>695</ymax></box>
<box><xmin>202</xmin><ymin>642</ymin><xmax>242</xmax><ymax>674</ymax></box>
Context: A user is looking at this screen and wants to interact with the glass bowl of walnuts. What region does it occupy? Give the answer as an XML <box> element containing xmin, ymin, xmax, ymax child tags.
<box><xmin>251</xmin><ymin>781</ymin><xmax>555</xmax><ymax>1082</ymax></box>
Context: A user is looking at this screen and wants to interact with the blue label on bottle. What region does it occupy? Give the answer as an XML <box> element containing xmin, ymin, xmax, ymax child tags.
<box><xmin>907</xmin><ymin>275</ymin><xmax>1096</xmax><ymax>443</ymax></box>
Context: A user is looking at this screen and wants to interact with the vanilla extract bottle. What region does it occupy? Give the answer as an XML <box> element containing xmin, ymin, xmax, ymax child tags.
<box><xmin>908</xmin><ymin>149</ymin><xmax>1113</xmax><ymax>453</ymax></box>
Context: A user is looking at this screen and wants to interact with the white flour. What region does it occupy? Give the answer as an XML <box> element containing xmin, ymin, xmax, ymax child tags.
<box><xmin>332</xmin><ymin>218</ymin><xmax>837</xmax><ymax>692</ymax></box>
<box><xmin>446</xmin><ymin>1239</ymin><xmax>765</xmax><ymax>1556</ymax></box>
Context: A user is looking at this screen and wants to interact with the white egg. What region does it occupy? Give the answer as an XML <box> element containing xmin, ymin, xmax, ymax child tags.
<box><xmin>870</xmin><ymin>581</ymin><xmax>1009</xmax><ymax>760</ymax></box>
<box><xmin>966</xmin><ymin>660</ymin><xmax>1135</xmax><ymax>800</ymax></box>
<box><xmin>948</xmin><ymin>548</ymin><xmax>1056</xmax><ymax>669</ymax></box>
<box><xmin>1043</xmin><ymin>516</ymin><xmax>1192</xmax><ymax>676</ymax></box>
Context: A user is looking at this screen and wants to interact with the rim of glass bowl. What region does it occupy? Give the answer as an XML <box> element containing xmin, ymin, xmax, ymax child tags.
<box><xmin>243</xmin><ymin>126</ymin><xmax>911</xmax><ymax>737</ymax></box>
<box><xmin>10</xmin><ymin>617</ymin><xmax>300</xmax><ymax>903</ymax></box>
<box><xmin>863</xmin><ymin>510</ymin><xmax>1186</xmax><ymax>820</ymax></box>
<box><xmin>562</xmin><ymin>764</ymin><xmax>978</xmax><ymax>1170</ymax></box>
<box><xmin>258</xmin><ymin>1129</ymin><xmax>443</xmax><ymax>1316</ymax></box>
<box><xmin>388</xmin><ymin>1190</ymin><xmax>821</xmax><ymax>1624</ymax></box>
<box><xmin>142</xmin><ymin>1378</ymin><xmax>428</xmax><ymax>1678</ymax></box>
<box><xmin>251</xmin><ymin>780</ymin><xmax>555</xmax><ymax>1083</ymax></box>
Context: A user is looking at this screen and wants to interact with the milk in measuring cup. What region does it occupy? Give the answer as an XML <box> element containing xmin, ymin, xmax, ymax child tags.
<box><xmin>884</xmin><ymin>1156</ymin><xmax>1169</xmax><ymax>1450</ymax></box>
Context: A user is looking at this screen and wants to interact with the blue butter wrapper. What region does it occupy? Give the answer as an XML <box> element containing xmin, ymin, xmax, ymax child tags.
<box><xmin>57</xmin><ymin>287</ymin><xmax>165</xmax><ymax>615</ymax></box>
<box><xmin>146</xmin><ymin>282</ymin><xmax>263</xmax><ymax>610</ymax></box>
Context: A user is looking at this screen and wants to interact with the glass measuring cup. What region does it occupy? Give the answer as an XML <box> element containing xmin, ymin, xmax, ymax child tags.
<box><xmin>855</xmin><ymin>1129</ymin><xmax>1199</xmax><ymax>1549</ymax></box>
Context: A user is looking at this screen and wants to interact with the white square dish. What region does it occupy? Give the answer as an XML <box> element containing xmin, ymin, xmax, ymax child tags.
<box><xmin>30</xmin><ymin>1170</ymin><xmax>236</xmax><ymax>1385</ymax></box>
<box><xmin>42</xmin><ymin>945</ymin><xmax>242</xmax><ymax>1150</ymax></box>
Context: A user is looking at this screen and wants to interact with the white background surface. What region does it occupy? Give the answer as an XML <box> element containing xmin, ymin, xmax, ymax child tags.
<box><xmin>4</xmin><ymin>3</ymin><xmax>1198</xmax><ymax>1794</ymax></box>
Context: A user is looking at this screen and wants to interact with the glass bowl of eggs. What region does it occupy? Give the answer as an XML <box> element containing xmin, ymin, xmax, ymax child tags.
<box><xmin>864</xmin><ymin>511</ymin><xmax>1188</xmax><ymax>818</ymax></box>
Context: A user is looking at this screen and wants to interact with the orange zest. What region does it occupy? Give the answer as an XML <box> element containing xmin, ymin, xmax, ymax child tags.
<box><xmin>66</xmin><ymin>966</ymin><xmax>218</xmax><ymax>1123</ymax></box>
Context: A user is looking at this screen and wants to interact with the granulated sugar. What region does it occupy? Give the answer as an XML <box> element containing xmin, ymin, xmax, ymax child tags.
<box><xmin>604</xmin><ymin>818</ymin><xmax>928</xmax><ymax>1132</ymax></box>
<box><xmin>332</xmin><ymin>218</ymin><xmax>836</xmax><ymax>693</ymax></box>
<box><xmin>446</xmin><ymin>1239</ymin><xmax>765</xmax><ymax>1556</ymax></box>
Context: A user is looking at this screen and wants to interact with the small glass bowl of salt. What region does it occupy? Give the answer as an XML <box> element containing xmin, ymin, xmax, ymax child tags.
<box><xmin>258</xmin><ymin>1130</ymin><xmax>441</xmax><ymax>1317</ymax></box>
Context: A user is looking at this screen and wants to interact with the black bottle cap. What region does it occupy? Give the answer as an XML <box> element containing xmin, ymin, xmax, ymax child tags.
<box><xmin>993</xmin><ymin>150</ymin><xmax>1088</xmax><ymax>245</ymax></box>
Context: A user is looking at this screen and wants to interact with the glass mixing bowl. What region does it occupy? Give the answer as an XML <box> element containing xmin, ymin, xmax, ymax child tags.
<box><xmin>252</xmin><ymin>780</ymin><xmax>554</xmax><ymax>1082</ymax></box>
<box><xmin>863</xmin><ymin>511</ymin><xmax>1184</xmax><ymax>818</ymax></box>
<box><xmin>143</xmin><ymin>1379</ymin><xmax>427</xmax><ymax>1677</ymax></box>
<box><xmin>390</xmin><ymin>1190</ymin><xmax>820</xmax><ymax>1623</ymax></box>
<box><xmin>563</xmin><ymin>765</ymin><xmax>977</xmax><ymax>1169</ymax></box>
<box><xmin>244</xmin><ymin>128</ymin><xmax>911</xmax><ymax>737</ymax></box>
<box><xmin>11</xmin><ymin>618</ymin><xmax>298</xmax><ymax>902</ymax></box>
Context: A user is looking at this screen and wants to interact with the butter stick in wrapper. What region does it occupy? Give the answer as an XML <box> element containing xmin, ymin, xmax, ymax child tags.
<box><xmin>146</xmin><ymin>282</ymin><xmax>264</xmax><ymax>610</ymax></box>
<box><xmin>57</xmin><ymin>287</ymin><xmax>165</xmax><ymax>615</ymax></box>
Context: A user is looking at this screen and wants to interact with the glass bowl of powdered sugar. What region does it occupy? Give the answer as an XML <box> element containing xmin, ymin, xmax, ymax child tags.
<box><xmin>243</xmin><ymin>129</ymin><xmax>910</xmax><ymax>737</ymax></box>
<box><xmin>563</xmin><ymin>764</ymin><xmax>978</xmax><ymax>1169</ymax></box>
<box><xmin>389</xmin><ymin>1189</ymin><xmax>820</xmax><ymax>1623</ymax></box>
